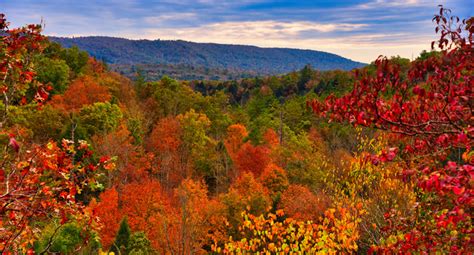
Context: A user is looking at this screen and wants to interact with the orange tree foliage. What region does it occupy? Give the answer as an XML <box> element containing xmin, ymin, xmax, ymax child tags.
<box><xmin>219</xmin><ymin>173</ymin><xmax>272</xmax><ymax>237</ymax></box>
<box><xmin>279</xmin><ymin>184</ymin><xmax>330</xmax><ymax>221</ymax></box>
<box><xmin>171</xmin><ymin>179</ymin><xmax>227</xmax><ymax>254</ymax></box>
<box><xmin>215</xmin><ymin>205</ymin><xmax>363</xmax><ymax>254</ymax></box>
<box><xmin>259</xmin><ymin>163</ymin><xmax>289</xmax><ymax>198</ymax></box>
<box><xmin>95</xmin><ymin>179</ymin><xmax>227</xmax><ymax>253</ymax></box>
<box><xmin>148</xmin><ymin>116</ymin><xmax>184</xmax><ymax>189</ymax></box>
<box><xmin>148</xmin><ymin>110</ymin><xmax>216</xmax><ymax>189</ymax></box>
<box><xmin>234</xmin><ymin>143</ymin><xmax>271</xmax><ymax>177</ymax></box>
<box><xmin>117</xmin><ymin>152</ymin><xmax>155</xmax><ymax>185</ymax></box>
<box><xmin>49</xmin><ymin>75</ymin><xmax>111</xmax><ymax>112</ymax></box>
<box><xmin>93</xmin><ymin>182</ymin><xmax>170</xmax><ymax>252</ymax></box>
<box><xmin>91</xmin><ymin>187</ymin><xmax>121</xmax><ymax>250</ymax></box>
<box><xmin>263</xmin><ymin>127</ymin><xmax>279</xmax><ymax>148</ymax></box>
<box><xmin>223</xmin><ymin>124</ymin><xmax>248</xmax><ymax>160</ymax></box>
<box><xmin>309</xmin><ymin>7</ymin><xmax>473</xmax><ymax>253</ymax></box>
<box><xmin>224</xmin><ymin>124</ymin><xmax>274</xmax><ymax>177</ymax></box>
<box><xmin>96</xmin><ymin>71</ymin><xmax>139</xmax><ymax>111</ymax></box>
<box><xmin>91</xmin><ymin>124</ymin><xmax>147</xmax><ymax>185</ymax></box>
<box><xmin>225</xmin><ymin>125</ymin><xmax>286</xmax><ymax>181</ymax></box>
<box><xmin>118</xmin><ymin>180</ymin><xmax>175</xmax><ymax>252</ymax></box>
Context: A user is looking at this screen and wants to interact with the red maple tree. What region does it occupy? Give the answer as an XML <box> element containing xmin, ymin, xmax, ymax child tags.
<box><xmin>309</xmin><ymin>6</ymin><xmax>473</xmax><ymax>253</ymax></box>
<box><xmin>0</xmin><ymin>14</ymin><xmax>114</xmax><ymax>252</ymax></box>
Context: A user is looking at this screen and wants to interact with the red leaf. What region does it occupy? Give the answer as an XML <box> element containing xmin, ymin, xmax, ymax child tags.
<box><xmin>357</xmin><ymin>112</ymin><xmax>366</xmax><ymax>125</ymax></box>
<box><xmin>60</xmin><ymin>211</ymin><xmax>68</xmax><ymax>224</ymax></box>
<box><xmin>99</xmin><ymin>156</ymin><xmax>110</xmax><ymax>164</ymax></box>
<box><xmin>8</xmin><ymin>137</ymin><xmax>19</xmax><ymax>153</ymax></box>
<box><xmin>9</xmin><ymin>211</ymin><xmax>15</xmax><ymax>220</ymax></box>
<box><xmin>20</xmin><ymin>96</ymin><xmax>27</xmax><ymax>105</ymax></box>
<box><xmin>452</xmin><ymin>186</ymin><xmax>465</xmax><ymax>195</ymax></box>
<box><xmin>386</xmin><ymin>147</ymin><xmax>398</xmax><ymax>161</ymax></box>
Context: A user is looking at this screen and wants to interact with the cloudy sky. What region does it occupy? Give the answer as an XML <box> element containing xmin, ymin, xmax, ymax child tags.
<box><xmin>2</xmin><ymin>0</ymin><xmax>472</xmax><ymax>63</ymax></box>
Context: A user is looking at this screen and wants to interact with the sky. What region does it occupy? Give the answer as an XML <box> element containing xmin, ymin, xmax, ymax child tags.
<box><xmin>2</xmin><ymin>0</ymin><xmax>472</xmax><ymax>63</ymax></box>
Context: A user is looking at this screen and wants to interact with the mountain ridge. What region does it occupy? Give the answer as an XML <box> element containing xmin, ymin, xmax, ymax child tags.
<box><xmin>50</xmin><ymin>36</ymin><xmax>366</xmax><ymax>79</ymax></box>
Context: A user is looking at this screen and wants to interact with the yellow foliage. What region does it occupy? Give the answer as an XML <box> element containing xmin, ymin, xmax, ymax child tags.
<box><xmin>215</xmin><ymin>202</ymin><xmax>363</xmax><ymax>254</ymax></box>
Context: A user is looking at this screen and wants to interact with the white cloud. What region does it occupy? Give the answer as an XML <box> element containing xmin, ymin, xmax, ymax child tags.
<box><xmin>4</xmin><ymin>0</ymin><xmax>448</xmax><ymax>63</ymax></box>
<box><xmin>357</xmin><ymin>0</ymin><xmax>432</xmax><ymax>9</ymax></box>
<box><xmin>142</xmin><ymin>20</ymin><xmax>366</xmax><ymax>38</ymax></box>
<box><xmin>143</xmin><ymin>13</ymin><xmax>198</xmax><ymax>24</ymax></box>
<box><xmin>131</xmin><ymin>20</ymin><xmax>431</xmax><ymax>63</ymax></box>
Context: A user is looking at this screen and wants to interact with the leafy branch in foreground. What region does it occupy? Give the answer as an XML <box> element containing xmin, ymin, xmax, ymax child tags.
<box><xmin>309</xmin><ymin>6</ymin><xmax>473</xmax><ymax>253</ymax></box>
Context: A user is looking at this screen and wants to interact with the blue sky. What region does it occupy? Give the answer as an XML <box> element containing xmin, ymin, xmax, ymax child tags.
<box><xmin>2</xmin><ymin>0</ymin><xmax>472</xmax><ymax>62</ymax></box>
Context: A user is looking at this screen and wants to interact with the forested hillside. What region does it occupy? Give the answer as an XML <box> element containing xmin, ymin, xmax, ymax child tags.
<box><xmin>50</xmin><ymin>36</ymin><xmax>365</xmax><ymax>80</ymax></box>
<box><xmin>1</xmin><ymin>7</ymin><xmax>473</xmax><ymax>254</ymax></box>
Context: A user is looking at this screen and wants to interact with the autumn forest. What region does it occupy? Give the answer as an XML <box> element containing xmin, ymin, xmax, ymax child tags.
<box><xmin>0</xmin><ymin>5</ymin><xmax>473</xmax><ymax>255</ymax></box>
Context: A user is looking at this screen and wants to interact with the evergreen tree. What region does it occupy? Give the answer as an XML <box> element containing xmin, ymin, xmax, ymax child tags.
<box><xmin>127</xmin><ymin>232</ymin><xmax>153</xmax><ymax>255</ymax></box>
<box><xmin>297</xmin><ymin>64</ymin><xmax>312</xmax><ymax>94</ymax></box>
<box><xmin>110</xmin><ymin>217</ymin><xmax>131</xmax><ymax>255</ymax></box>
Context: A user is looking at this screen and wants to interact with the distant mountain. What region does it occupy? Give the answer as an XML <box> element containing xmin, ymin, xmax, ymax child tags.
<box><xmin>50</xmin><ymin>36</ymin><xmax>366</xmax><ymax>80</ymax></box>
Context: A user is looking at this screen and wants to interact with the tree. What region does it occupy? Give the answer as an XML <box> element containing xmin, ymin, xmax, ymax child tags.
<box><xmin>49</xmin><ymin>75</ymin><xmax>111</xmax><ymax>112</ymax></box>
<box><xmin>92</xmin><ymin>124</ymin><xmax>144</xmax><ymax>186</ymax></box>
<box><xmin>309</xmin><ymin>7</ymin><xmax>473</xmax><ymax>253</ymax></box>
<box><xmin>216</xmin><ymin>207</ymin><xmax>362</xmax><ymax>254</ymax></box>
<box><xmin>417</xmin><ymin>49</ymin><xmax>441</xmax><ymax>61</ymax></box>
<box><xmin>150</xmin><ymin>76</ymin><xmax>203</xmax><ymax>118</ymax></box>
<box><xmin>0</xmin><ymin>14</ymin><xmax>114</xmax><ymax>253</ymax></box>
<box><xmin>173</xmin><ymin>179</ymin><xmax>227</xmax><ymax>254</ymax></box>
<box><xmin>8</xmin><ymin>104</ymin><xmax>66</xmax><ymax>142</ymax></box>
<box><xmin>177</xmin><ymin>109</ymin><xmax>213</xmax><ymax>160</ymax></box>
<box><xmin>119</xmin><ymin>181</ymin><xmax>176</xmax><ymax>252</ymax></box>
<box><xmin>111</xmin><ymin>218</ymin><xmax>131</xmax><ymax>255</ymax></box>
<box><xmin>0</xmin><ymin>13</ymin><xmax>48</xmax><ymax>127</ymax></box>
<box><xmin>92</xmin><ymin>187</ymin><xmax>121</xmax><ymax>250</ymax></box>
<box><xmin>127</xmin><ymin>232</ymin><xmax>153</xmax><ymax>255</ymax></box>
<box><xmin>34</xmin><ymin>221</ymin><xmax>92</xmax><ymax>254</ymax></box>
<box><xmin>79</xmin><ymin>101</ymin><xmax>123</xmax><ymax>136</ymax></box>
<box><xmin>262</xmin><ymin>128</ymin><xmax>279</xmax><ymax>148</ymax></box>
<box><xmin>147</xmin><ymin>116</ymin><xmax>183</xmax><ymax>189</ymax></box>
<box><xmin>279</xmin><ymin>184</ymin><xmax>329</xmax><ymax>221</ymax></box>
<box><xmin>298</xmin><ymin>64</ymin><xmax>312</xmax><ymax>94</ymax></box>
<box><xmin>0</xmin><ymin>139</ymin><xmax>114</xmax><ymax>252</ymax></box>
<box><xmin>35</xmin><ymin>56</ymin><xmax>70</xmax><ymax>94</ymax></box>
<box><xmin>220</xmin><ymin>173</ymin><xmax>271</xmax><ymax>236</ymax></box>
<box><xmin>234</xmin><ymin>143</ymin><xmax>271</xmax><ymax>177</ymax></box>
<box><xmin>59</xmin><ymin>45</ymin><xmax>89</xmax><ymax>75</ymax></box>
<box><xmin>259</xmin><ymin>163</ymin><xmax>289</xmax><ymax>200</ymax></box>
<box><xmin>224</xmin><ymin>124</ymin><xmax>248</xmax><ymax>160</ymax></box>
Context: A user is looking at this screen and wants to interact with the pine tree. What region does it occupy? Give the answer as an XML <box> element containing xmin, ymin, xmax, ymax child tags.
<box><xmin>297</xmin><ymin>64</ymin><xmax>312</xmax><ymax>94</ymax></box>
<box><xmin>127</xmin><ymin>232</ymin><xmax>153</xmax><ymax>255</ymax></box>
<box><xmin>110</xmin><ymin>217</ymin><xmax>131</xmax><ymax>255</ymax></box>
